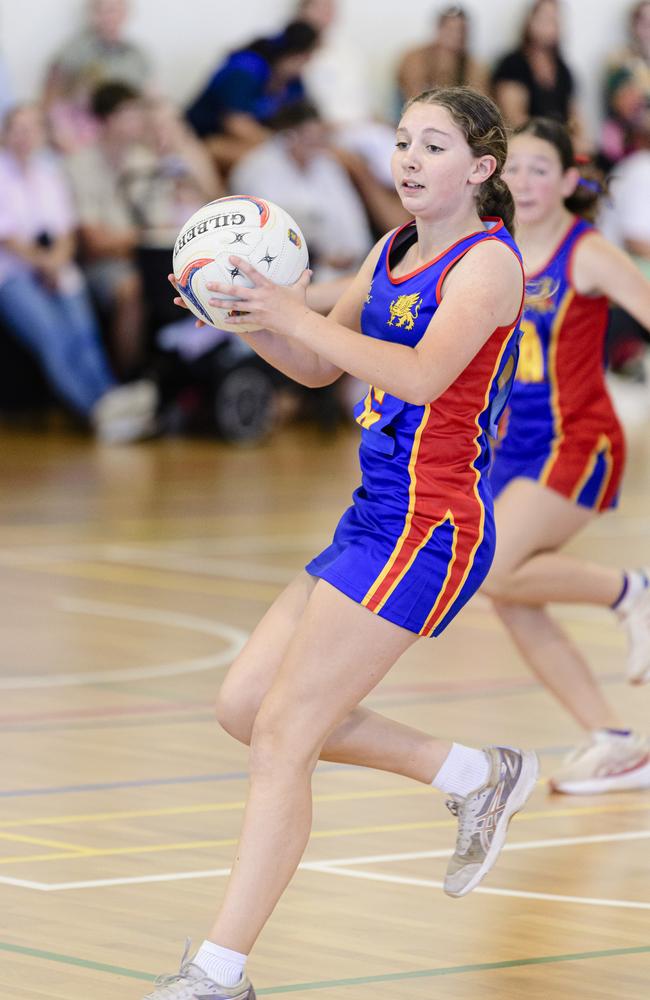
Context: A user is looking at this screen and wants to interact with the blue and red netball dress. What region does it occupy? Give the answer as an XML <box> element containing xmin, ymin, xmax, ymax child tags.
<box><xmin>491</xmin><ymin>216</ymin><xmax>625</xmax><ymax>511</ymax></box>
<box><xmin>306</xmin><ymin>218</ymin><xmax>524</xmax><ymax>637</ymax></box>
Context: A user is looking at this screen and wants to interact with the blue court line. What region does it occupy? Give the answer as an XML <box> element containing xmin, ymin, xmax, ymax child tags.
<box><xmin>0</xmin><ymin>672</ymin><xmax>625</xmax><ymax>737</ymax></box>
<box><xmin>0</xmin><ymin>746</ymin><xmax>570</xmax><ymax>800</ymax></box>
<box><xmin>0</xmin><ymin>763</ymin><xmax>349</xmax><ymax>799</ymax></box>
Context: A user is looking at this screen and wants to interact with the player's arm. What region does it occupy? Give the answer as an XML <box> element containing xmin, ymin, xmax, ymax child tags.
<box><xmin>211</xmin><ymin>240</ymin><xmax>522</xmax><ymax>405</ymax></box>
<box><xmin>573</xmin><ymin>231</ymin><xmax>650</xmax><ymax>332</ymax></box>
<box><xmin>197</xmin><ymin>234</ymin><xmax>389</xmax><ymax>388</ymax></box>
<box><xmin>234</xmin><ymin>245</ymin><xmax>381</xmax><ymax>387</ymax></box>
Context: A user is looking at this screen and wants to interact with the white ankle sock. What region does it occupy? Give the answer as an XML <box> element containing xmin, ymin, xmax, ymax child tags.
<box><xmin>432</xmin><ymin>743</ymin><xmax>491</xmax><ymax>798</ymax></box>
<box><xmin>194</xmin><ymin>941</ymin><xmax>247</xmax><ymax>987</ymax></box>
<box><xmin>613</xmin><ymin>569</ymin><xmax>649</xmax><ymax>614</ymax></box>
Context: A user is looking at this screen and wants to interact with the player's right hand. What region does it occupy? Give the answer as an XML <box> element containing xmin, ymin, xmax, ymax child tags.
<box><xmin>168</xmin><ymin>274</ymin><xmax>207</xmax><ymax>327</ymax></box>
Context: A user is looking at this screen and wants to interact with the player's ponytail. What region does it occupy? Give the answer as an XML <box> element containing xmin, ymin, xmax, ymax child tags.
<box><xmin>512</xmin><ymin>118</ymin><xmax>606</xmax><ymax>223</ymax></box>
<box><xmin>404</xmin><ymin>86</ymin><xmax>515</xmax><ymax>233</ymax></box>
<box><xmin>477</xmin><ymin>174</ymin><xmax>516</xmax><ymax>235</ymax></box>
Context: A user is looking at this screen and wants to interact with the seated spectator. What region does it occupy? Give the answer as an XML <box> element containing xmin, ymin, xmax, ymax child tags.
<box><xmin>66</xmin><ymin>81</ymin><xmax>147</xmax><ymax>376</ymax></box>
<box><xmin>119</xmin><ymin>97</ymin><xmax>223</xmax><ymax>332</ymax></box>
<box><xmin>492</xmin><ymin>0</ymin><xmax>589</xmax><ymax>152</ymax></box>
<box><xmin>600</xmin><ymin>108</ymin><xmax>650</xmax><ymax>275</ymax></box>
<box><xmin>298</xmin><ymin>0</ymin><xmax>380</xmax><ymax>126</ymax></box>
<box><xmin>44</xmin><ymin>0</ymin><xmax>153</xmax><ymax>152</ymax></box>
<box><xmin>396</xmin><ymin>5</ymin><xmax>488</xmax><ymax>104</ymax></box>
<box><xmin>125</xmin><ymin>97</ymin><xmax>223</xmax><ymax>250</ymax></box>
<box><xmin>0</xmin><ymin>39</ymin><xmax>13</xmax><ymax>126</ymax></box>
<box><xmin>229</xmin><ymin>100</ymin><xmax>373</xmax><ymax>281</ymax></box>
<box><xmin>0</xmin><ymin>104</ymin><xmax>156</xmax><ymax>442</ymax></box>
<box><xmin>601</xmin><ymin>1</ymin><xmax>650</xmax><ymax>166</ymax></box>
<box><xmin>296</xmin><ymin>0</ymin><xmax>405</xmax><ymax>223</ymax></box>
<box><xmin>599</xmin><ymin>107</ymin><xmax>650</xmax><ymax>376</ymax></box>
<box><xmin>185</xmin><ymin>20</ymin><xmax>319</xmax><ymax>175</ymax></box>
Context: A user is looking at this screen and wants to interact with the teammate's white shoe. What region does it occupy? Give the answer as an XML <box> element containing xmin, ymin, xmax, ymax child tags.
<box><xmin>619</xmin><ymin>574</ymin><xmax>650</xmax><ymax>684</ymax></box>
<box><xmin>549</xmin><ymin>730</ymin><xmax>650</xmax><ymax>794</ymax></box>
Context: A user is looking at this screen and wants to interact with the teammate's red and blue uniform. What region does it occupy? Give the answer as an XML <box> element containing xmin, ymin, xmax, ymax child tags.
<box><xmin>307</xmin><ymin>218</ymin><xmax>525</xmax><ymax>637</ymax></box>
<box><xmin>491</xmin><ymin>216</ymin><xmax>625</xmax><ymax>511</ymax></box>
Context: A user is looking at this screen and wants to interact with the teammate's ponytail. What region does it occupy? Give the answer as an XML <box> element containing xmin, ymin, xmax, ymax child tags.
<box><xmin>405</xmin><ymin>86</ymin><xmax>515</xmax><ymax>234</ymax></box>
<box><xmin>512</xmin><ymin>118</ymin><xmax>605</xmax><ymax>223</ymax></box>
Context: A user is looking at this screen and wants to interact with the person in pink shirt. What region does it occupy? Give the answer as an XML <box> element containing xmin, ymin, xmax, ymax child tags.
<box><xmin>0</xmin><ymin>103</ymin><xmax>156</xmax><ymax>441</ymax></box>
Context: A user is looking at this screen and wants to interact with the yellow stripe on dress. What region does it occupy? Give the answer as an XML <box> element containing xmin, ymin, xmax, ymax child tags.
<box><xmin>372</xmin><ymin>510</ymin><xmax>454</xmax><ymax>614</ymax></box>
<box><xmin>419</xmin><ymin>329</ymin><xmax>517</xmax><ymax>637</ymax></box>
<box><xmin>361</xmin><ymin>404</ymin><xmax>431</xmax><ymax>607</ymax></box>
<box><xmin>593</xmin><ymin>436</ymin><xmax>614</xmax><ymax>510</ymax></box>
<box><xmin>569</xmin><ymin>433</ymin><xmax>610</xmax><ymax>505</ymax></box>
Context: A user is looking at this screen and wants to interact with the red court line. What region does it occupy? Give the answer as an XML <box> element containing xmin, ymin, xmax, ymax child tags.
<box><xmin>0</xmin><ymin>675</ymin><xmax>533</xmax><ymax>724</ymax></box>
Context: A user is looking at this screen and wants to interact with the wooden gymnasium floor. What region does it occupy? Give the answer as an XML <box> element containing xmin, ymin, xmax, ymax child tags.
<box><xmin>1</xmin><ymin>419</ymin><xmax>649</xmax><ymax>1000</ymax></box>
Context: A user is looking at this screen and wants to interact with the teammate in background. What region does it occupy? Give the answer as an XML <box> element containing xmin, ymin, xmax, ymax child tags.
<box><xmin>151</xmin><ymin>86</ymin><xmax>538</xmax><ymax>999</ymax></box>
<box><xmin>482</xmin><ymin>117</ymin><xmax>650</xmax><ymax>795</ymax></box>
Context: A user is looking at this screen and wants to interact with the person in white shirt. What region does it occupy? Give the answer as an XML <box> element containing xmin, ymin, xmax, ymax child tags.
<box><xmin>229</xmin><ymin>100</ymin><xmax>373</xmax><ymax>281</ymax></box>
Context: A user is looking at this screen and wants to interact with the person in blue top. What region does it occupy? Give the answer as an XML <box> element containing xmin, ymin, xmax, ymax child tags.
<box><xmin>186</xmin><ymin>21</ymin><xmax>319</xmax><ymax>172</ymax></box>
<box><xmin>153</xmin><ymin>86</ymin><xmax>538</xmax><ymax>1000</ymax></box>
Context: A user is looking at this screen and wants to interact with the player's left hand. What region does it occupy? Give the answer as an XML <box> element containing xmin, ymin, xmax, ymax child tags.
<box><xmin>206</xmin><ymin>256</ymin><xmax>312</xmax><ymax>336</ymax></box>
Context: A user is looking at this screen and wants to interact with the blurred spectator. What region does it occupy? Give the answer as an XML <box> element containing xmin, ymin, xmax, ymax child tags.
<box><xmin>0</xmin><ymin>41</ymin><xmax>13</xmax><ymax>126</ymax></box>
<box><xmin>492</xmin><ymin>0</ymin><xmax>589</xmax><ymax>151</ymax></box>
<box><xmin>296</xmin><ymin>0</ymin><xmax>402</xmax><ymax>202</ymax></box>
<box><xmin>601</xmin><ymin>1</ymin><xmax>650</xmax><ymax>166</ymax></box>
<box><xmin>44</xmin><ymin>0</ymin><xmax>153</xmax><ymax>152</ymax></box>
<box><xmin>599</xmin><ymin>107</ymin><xmax>650</xmax><ymax>376</ymax></box>
<box><xmin>0</xmin><ymin>104</ymin><xmax>156</xmax><ymax>441</ymax></box>
<box><xmin>600</xmin><ymin>108</ymin><xmax>650</xmax><ymax>273</ymax></box>
<box><xmin>66</xmin><ymin>81</ymin><xmax>146</xmax><ymax>376</ymax></box>
<box><xmin>185</xmin><ymin>20</ymin><xmax>319</xmax><ymax>174</ymax></box>
<box><xmin>120</xmin><ymin>97</ymin><xmax>223</xmax><ymax>332</ymax></box>
<box><xmin>124</xmin><ymin>97</ymin><xmax>222</xmax><ymax>250</ymax></box>
<box><xmin>229</xmin><ymin>100</ymin><xmax>373</xmax><ymax>281</ymax></box>
<box><xmin>297</xmin><ymin>0</ymin><xmax>377</xmax><ymax>125</ymax></box>
<box><xmin>396</xmin><ymin>5</ymin><xmax>488</xmax><ymax>104</ymax></box>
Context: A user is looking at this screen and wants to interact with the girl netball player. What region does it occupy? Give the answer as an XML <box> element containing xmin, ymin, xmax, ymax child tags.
<box><xmin>151</xmin><ymin>87</ymin><xmax>538</xmax><ymax>999</ymax></box>
<box><xmin>483</xmin><ymin>118</ymin><xmax>650</xmax><ymax>795</ymax></box>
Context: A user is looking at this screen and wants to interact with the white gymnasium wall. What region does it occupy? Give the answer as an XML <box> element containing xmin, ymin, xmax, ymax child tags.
<box><xmin>0</xmin><ymin>0</ymin><xmax>634</xmax><ymax>140</ymax></box>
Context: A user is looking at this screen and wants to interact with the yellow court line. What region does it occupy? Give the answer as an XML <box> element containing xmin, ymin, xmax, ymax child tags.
<box><xmin>0</xmin><ymin>831</ymin><xmax>91</xmax><ymax>852</ymax></box>
<box><xmin>0</xmin><ymin>787</ymin><xmax>430</xmax><ymax>830</ymax></box>
<box><xmin>1</xmin><ymin>797</ymin><xmax>648</xmax><ymax>867</ymax></box>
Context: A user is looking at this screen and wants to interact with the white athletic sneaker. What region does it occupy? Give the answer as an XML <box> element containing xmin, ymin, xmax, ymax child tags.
<box><xmin>619</xmin><ymin>575</ymin><xmax>650</xmax><ymax>684</ymax></box>
<box><xmin>91</xmin><ymin>379</ymin><xmax>158</xmax><ymax>444</ymax></box>
<box><xmin>144</xmin><ymin>942</ymin><xmax>255</xmax><ymax>999</ymax></box>
<box><xmin>443</xmin><ymin>745</ymin><xmax>539</xmax><ymax>898</ymax></box>
<box><xmin>549</xmin><ymin>730</ymin><xmax>650</xmax><ymax>795</ymax></box>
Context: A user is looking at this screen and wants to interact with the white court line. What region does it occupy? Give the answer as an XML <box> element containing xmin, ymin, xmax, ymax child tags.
<box><xmin>0</xmin><ymin>599</ymin><xmax>248</xmax><ymax>689</ymax></box>
<box><xmin>5</xmin><ymin>829</ymin><xmax>650</xmax><ymax>894</ymax></box>
<box><xmin>314</xmin><ymin>866</ymin><xmax>650</xmax><ymax>911</ymax></box>
<box><xmin>302</xmin><ymin>828</ymin><xmax>650</xmax><ymax>868</ymax></box>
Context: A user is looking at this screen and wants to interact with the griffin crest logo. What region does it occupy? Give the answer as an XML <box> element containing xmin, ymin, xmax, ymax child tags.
<box><xmin>388</xmin><ymin>292</ymin><xmax>422</xmax><ymax>330</ymax></box>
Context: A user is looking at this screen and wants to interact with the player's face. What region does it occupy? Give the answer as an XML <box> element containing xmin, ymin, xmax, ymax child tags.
<box><xmin>391</xmin><ymin>102</ymin><xmax>494</xmax><ymax>222</ymax></box>
<box><xmin>502</xmin><ymin>134</ymin><xmax>576</xmax><ymax>225</ymax></box>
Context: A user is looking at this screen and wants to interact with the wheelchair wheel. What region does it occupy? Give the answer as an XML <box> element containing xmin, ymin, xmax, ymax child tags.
<box><xmin>213</xmin><ymin>365</ymin><xmax>274</xmax><ymax>443</ymax></box>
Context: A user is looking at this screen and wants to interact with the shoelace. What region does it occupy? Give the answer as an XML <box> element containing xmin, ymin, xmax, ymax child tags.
<box><xmin>152</xmin><ymin>940</ymin><xmax>209</xmax><ymax>996</ymax></box>
<box><xmin>445</xmin><ymin>794</ymin><xmax>486</xmax><ymax>854</ymax></box>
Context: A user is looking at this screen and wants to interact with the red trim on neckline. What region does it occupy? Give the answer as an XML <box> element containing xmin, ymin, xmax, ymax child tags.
<box><xmin>385</xmin><ymin>217</ymin><xmax>505</xmax><ymax>285</ymax></box>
